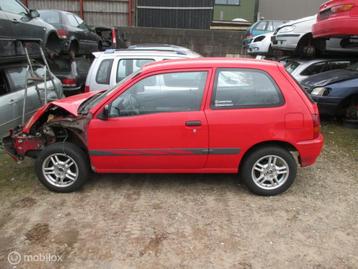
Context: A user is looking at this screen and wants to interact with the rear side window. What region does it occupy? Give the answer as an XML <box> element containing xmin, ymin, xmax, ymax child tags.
<box><xmin>96</xmin><ymin>59</ymin><xmax>113</xmax><ymax>85</ymax></box>
<box><xmin>5</xmin><ymin>66</ymin><xmax>45</xmax><ymax>91</ymax></box>
<box><xmin>212</xmin><ymin>69</ymin><xmax>283</xmax><ymax>109</ymax></box>
<box><xmin>109</xmin><ymin>71</ymin><xmax>207</xmax><ymax>117</ymax></box>
<box><xmin>5</xmin><ymin>67</ymin><xmax>27</xmax><ymax>91</ymax></box>
<box><xmin>300</xmin><ymin>62</ymin><xmax>327</xmax><ymax>76</ymax></box>
<box><xmin>39</xmin><ymin>11</ymin><xmax>61</xmax><ymax>24</ymax></box>
<box><xmin>116</xmin><ymin>59</ymin><xmax>154</xmax><ymax>82</ymax></box>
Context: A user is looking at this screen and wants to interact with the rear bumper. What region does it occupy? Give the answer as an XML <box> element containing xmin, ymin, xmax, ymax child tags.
<box><xmin>313</xmin><ymin>17</ymin><xmax>358</xmax><ymax>38</ymax></box>
<box><xmin>296</xmin><ymin>134</ymin><xmax>324</xmax><ymax>167</ymax></box>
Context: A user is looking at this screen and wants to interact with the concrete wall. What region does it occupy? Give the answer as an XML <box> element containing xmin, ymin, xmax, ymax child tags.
<box><xmin>258</xmin><ymin>0</ymin><xmax>325</xmax><ymax>20</ymax></box>
<box><xmin>119</xmin><ymin>27</ymin><xmax>244</xmax><ymax>56</ymax></box>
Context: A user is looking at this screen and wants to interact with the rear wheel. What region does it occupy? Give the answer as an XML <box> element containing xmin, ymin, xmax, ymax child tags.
<box><xmin>240</xmin><ymin>146</ymin><xmax>297</xmax><ymax>196</ymax></box>
<box><xmin>35</xmin><ymin>142</ymin><xmax>89</xmax><ymax>192</ymax></box>
<box><xmin>296</xmin><ymin>35</ymin><xmax>323</xmax><ymax>58</ymax></box>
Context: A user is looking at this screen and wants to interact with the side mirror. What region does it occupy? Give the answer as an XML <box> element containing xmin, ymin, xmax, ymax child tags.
<box><xmin>98</xmin><ymin>105</ymin><xmax>110</xmax><ymax>120</ymax></box>
<box><xmin>29</xmin><ymin>9</ymin><xmax>40</xmax><ymax>18</ymax></box>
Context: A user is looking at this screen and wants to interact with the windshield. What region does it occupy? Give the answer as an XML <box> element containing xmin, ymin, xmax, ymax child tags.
<box><xmin>78</xmin><ymin>70</ymin><xmax>141</xmax><ymax>114</ymax></box>
<box><xmin>39</xmin><ymin>11</ymin><xmax>61</xmax><ymax>25</ymax></box>
<box><xmin>285</xmin><ymin>61</ymin><xmax>300</xmax><ymax>73</ymax></box>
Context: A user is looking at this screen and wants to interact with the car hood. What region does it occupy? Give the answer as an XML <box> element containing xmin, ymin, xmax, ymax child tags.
<box><xmin>277</xmin><ymin>15</ymin><xmax>316</xmax><ymax>30</ymax></box>
<box><xmin>301</xmin><ymin>69</ymin><xmax>358</xmax><ymax>87</ymax></box>
<box><xmin>50</xmin><ymin>91</ymin><xmax>100</xmax><ymax>115</ymax></box>
<box><xmin>22</xmin><ymin>91</ymin><xmax>100</xmax><ymax>133</ymax></box>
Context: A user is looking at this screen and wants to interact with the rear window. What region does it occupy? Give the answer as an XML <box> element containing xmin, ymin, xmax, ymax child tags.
<box><xmin>4</xmin><ymin>66</ymin><xmax>47</xmax><ymax>91</ymax></box>
<box><xmin>39</xmin><ymin>11</ymin><xmax>61</xmax><ymax>24</ymax></box>
<box><xmin>116</xmin><ymin>58</ymin><xmax>154</xmax><ymax>82</ymax></box>
<box><xmin>96</xmin><ymin>59</ymin><xmax>114</xmax><ymax>85</ymax></box>
<box><xmin>212</xmin><ymin>69</ymin><xmax>283</xmax><ymax>109</ymax></box>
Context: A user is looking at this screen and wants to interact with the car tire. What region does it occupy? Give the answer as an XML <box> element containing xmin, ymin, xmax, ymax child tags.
<box><xmin>240</xmin><ymin>146</ymin><xmax>297</xmax><ymax>196</ymax></box>
<box><xmin>296</xmin><ymin>35</ymin><xmax>320</xmax><ymax>58</ymax></box>
<box><xmin>35</xmin><ymin>142</ymin><xmax>90</xmax><ymax>193</ymax></box>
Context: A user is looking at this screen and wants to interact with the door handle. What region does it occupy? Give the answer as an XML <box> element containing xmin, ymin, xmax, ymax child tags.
<box><xmin>185</xmin><ymin>120</ymin><xmax>202</xmax><ymax>127</ymax></box>
<box><xmin>12</xmin><ymin>19</ymin><xmax>19</xmax><ymax>24</ymax></box>
<box><xmin>9</xmin><ymin>99</ymin><xmax>17</xmax><ymax>104</ymax></box>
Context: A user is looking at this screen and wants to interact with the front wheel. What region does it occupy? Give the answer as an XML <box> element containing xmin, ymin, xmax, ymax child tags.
<box><xmin>35</xmin><ymin>142</ymin><xmax>90</xmax><ymax>192</ymax></box>
<box><xmin>240</xmin><ymin>146</ymin><xmax>297</xmax><ymax>196</ymax></box>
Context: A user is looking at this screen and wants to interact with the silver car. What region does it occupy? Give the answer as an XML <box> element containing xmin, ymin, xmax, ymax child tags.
<box><xmin>283</xmin><ymin>59</ymin><xmax>351</xmax><ymax>83</ymax></box>
<box><xmin>0</xmin><ymin>63</ymin><xmax>63</xmax><ymax>137</ymax></box>
<box><xmin>85</xmin><ymin>49</ymin><xmax>200</xmax><ymax>92</ymax></box>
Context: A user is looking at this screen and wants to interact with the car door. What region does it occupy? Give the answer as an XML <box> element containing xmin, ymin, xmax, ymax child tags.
<box><xmin>0</xmin><ymin>71</ymin><xmax>17</xmax><ymax>137</ymax></box>
<box><xmin>204</xmin><ymin>68</ymin><xmax>286</xmax><ymax>170</ymax></box>
<box><xmin>4</xmin><ymin>66</ymin><xmax>43</xmax><ymax>127</ymax></box>
<box><xmin>87</xmin><ymin>69</ymin><xmax>211</xmax><ymax>172</ymax></box>
<box><xmin>0</xmin><ymin>0</ymin><xmax>44</xmax><ymax>41</ymax></box>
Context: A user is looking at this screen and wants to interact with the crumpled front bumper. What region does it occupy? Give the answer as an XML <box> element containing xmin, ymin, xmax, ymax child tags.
<box><xmin>2</xmin><ymin>130</ymin><xmax>45</xmax><ymax>161</ymax></box>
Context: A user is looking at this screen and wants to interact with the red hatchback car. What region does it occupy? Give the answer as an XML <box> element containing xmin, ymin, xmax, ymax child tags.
<box><xmin>3</xmin><ymin>58</ymin><xmax>323</xmax><ymax>196</ymax></box>
<box><xmin>313</xmin><ymin>0</ymin><xmax>358</xmax><ymax>38</ymax></box>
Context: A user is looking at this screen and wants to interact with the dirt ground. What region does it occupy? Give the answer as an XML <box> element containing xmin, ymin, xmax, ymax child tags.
<box><xmin>0</xmin><ymin>121</ymin><xmax>357</xmax><ymax>269</ymax></box>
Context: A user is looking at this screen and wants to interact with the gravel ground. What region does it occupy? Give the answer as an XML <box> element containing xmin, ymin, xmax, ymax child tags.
<box><xmin>0</xmin><ymin>121</ymin><xmax>357</xmax><ymax>269</ymax></box>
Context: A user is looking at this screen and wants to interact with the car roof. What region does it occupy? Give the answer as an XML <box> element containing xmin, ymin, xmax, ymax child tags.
<box><xmin>93</xmin><ymin>49</ymin><xmax>197</xmax><ymax>59</ymax></box>
<box><xmin>141</xmin><ymin>58</ymin><xmax>281</xmax><ymax>73</ymax></box>
<box><xmin>129</xmin><ymin>43</ymin><xmax>184</xmax><ymax>48</ymax></box>
<box><xmin>287</xmin><ymin>58</ymin><xmax>351</xmax><ymax>65</ymax></box>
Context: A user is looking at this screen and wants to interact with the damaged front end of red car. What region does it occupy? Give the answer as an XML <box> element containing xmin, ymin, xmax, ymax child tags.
<box><xmin>2</xmin><ymin>102</ymin><xmax>92</xmax><ymax>162</ymax></box>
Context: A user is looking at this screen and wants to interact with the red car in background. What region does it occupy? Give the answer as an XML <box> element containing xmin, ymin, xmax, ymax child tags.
<box><xmin>313</xmin><ymin>0</ymin><xmax>358</xmax><ymax>38</ymax></box>
<box><xmin>2</xmin><ymin>58</ymin><xmax>323</xmax><ymax>196</ymax></box>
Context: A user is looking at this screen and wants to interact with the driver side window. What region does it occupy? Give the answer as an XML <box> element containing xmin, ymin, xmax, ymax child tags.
<box><xmin>109</xmin><ymin>71</ymin><xmax>207</xmax><ymax>117</ymax></box>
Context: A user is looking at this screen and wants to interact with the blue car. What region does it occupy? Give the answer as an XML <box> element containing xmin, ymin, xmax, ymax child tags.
<box><xmin>242</xmin><ymin>20</ymin><xmax>286</xmax><ymax>49</ymax></box>
<box><xmin>301</xmin><ymin>63</ymin><xmax>358</xmax><ymax>120</ymax></box>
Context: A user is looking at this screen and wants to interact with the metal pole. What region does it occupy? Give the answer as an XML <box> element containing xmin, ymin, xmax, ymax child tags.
<box><xmin>44</xmin><ymin>66</ymin><xmax>48</xmax><ymax>104</ymax></box>
<box><xmin>22</xmin><ymin>66</ymin><xmax>30</xmax><ymax>125</ymax></box>
<box><xmin>128</xmin><ymin>0</ymin><xmax>133</xmax><ymax>26</ymax></box>
<box><xmin>80</xmin><ymin>0</ymin><xmax>84</xmax><ymax>19</ymax></box>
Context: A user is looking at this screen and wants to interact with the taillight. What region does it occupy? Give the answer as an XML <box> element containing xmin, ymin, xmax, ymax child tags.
<box><xmin>61</xmin><ymin>78</ymin><xmax>77</xmax><ymax>87</ymax></box>
<box><xmin>112</xmin><ymin>28</ymin><xmax>117</xmax><ymax>47</ymax></box>
<box><xmin>56</xmin><ymin>28</ymin><xmax>69</xmax><ymax>39</ymax></box>
<box><xmin>331</xmin><ymin>4</ymin><xmax>354</xmax><ymax>13</ymax></box>
<box><xmin>312</xmin><ymin>113</ymin><xmax>321</xmax><ymax>139</ymax></box>
<box><xmin>84</xmin><ymin>85</ymin><xmax>90</xmax><ymax>92</ymax></box>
